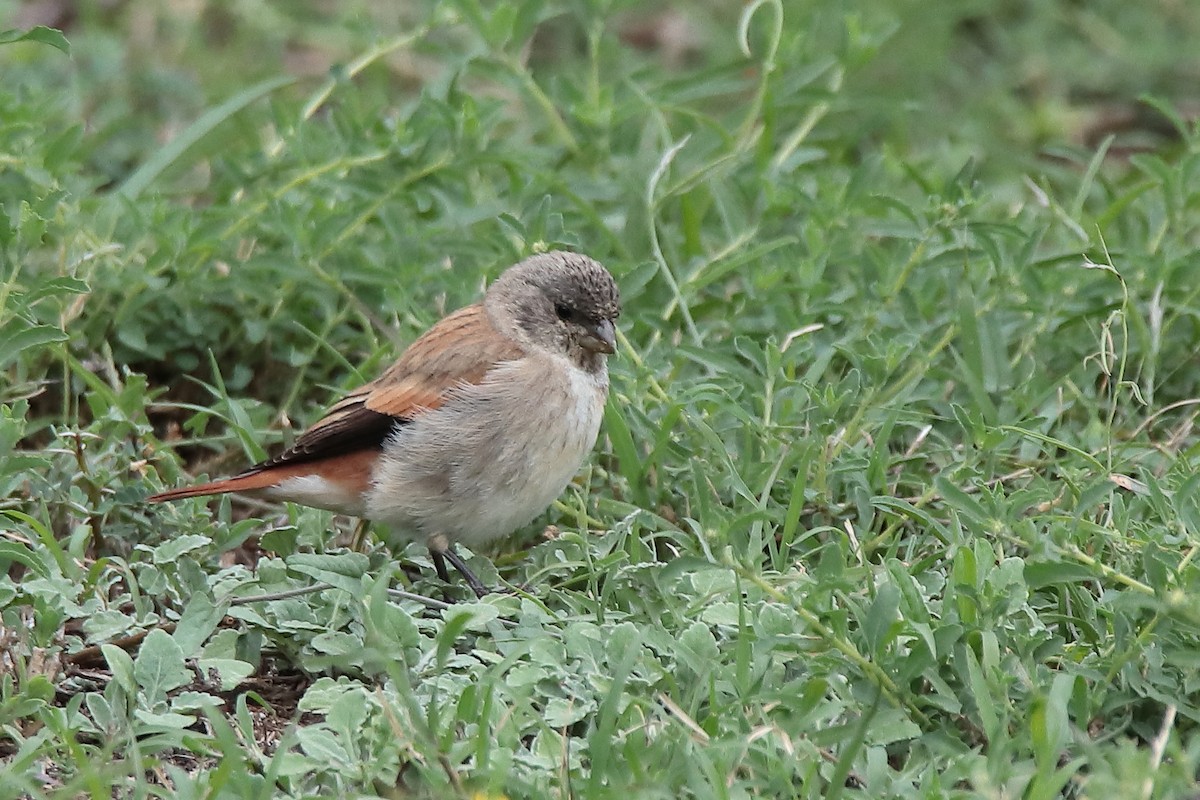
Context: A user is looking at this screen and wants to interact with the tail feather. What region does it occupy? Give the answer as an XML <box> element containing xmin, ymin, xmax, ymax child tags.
<box><xmin>147</xmin><ymin>470</ymin><xmax>279</xmax><ymax>503</ymax></box>
<box><xmin>147</xmin><ymin>449</ymin><xmax>377</xmax><ymax>509</ymax></box>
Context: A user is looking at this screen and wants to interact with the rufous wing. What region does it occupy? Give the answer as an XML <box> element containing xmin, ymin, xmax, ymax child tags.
<box><xmin>147</xmin><ymin>303</ymin><xmax>526</xmax><ymax>504</ymax></box>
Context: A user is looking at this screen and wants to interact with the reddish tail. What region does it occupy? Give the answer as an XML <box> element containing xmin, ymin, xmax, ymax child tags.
<box><xmin>147</xmin><ymin>450</ymin><xmax>377</xmax><ymax>506</ymax></box>
<box><xmin>147</xmin><ymin>471</ymin><xmax>279</xmax><ymax>503</ymax></box>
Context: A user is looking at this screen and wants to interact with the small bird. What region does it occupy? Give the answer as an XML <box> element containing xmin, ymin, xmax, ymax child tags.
<box><xmin>149</xmin><ymin>251</ymin><xmax>620</xmax><ymax>597</ymax></box>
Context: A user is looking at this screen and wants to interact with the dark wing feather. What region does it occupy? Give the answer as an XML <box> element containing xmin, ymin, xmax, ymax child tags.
<box><xmin>246</xmin><ymin>303</ymin><xmax>524</xmax><ymax>472</ymax></box>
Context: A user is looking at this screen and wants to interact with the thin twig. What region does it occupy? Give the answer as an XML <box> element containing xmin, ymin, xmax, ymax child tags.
<box><xmin>384</xmin><ymin>588</ymin><xmax>454</xmax><ymax>613</ymax></box>
<box><xmin>228</xmin><ymin>584</ymin><xmax>333</xmax><ymax>605</ymax></box>
<box><xmin>1132</xmin><ymin>397</ymin><xmax>1200</xmax><ymax>439</ymax></box>
<box><xmin>64</xmin><ymin>622</ymin><xmax>177</xmax><ymax>667</ymax></box>
<box><xmin>657</xmin><ymin>692</ymin><xmax>710</xmax><ymax>743</ymax></box>
<box><xmin>231</xmin><ymin>583</ymin><xmax>513</xmax><ymax>624</ymax></box>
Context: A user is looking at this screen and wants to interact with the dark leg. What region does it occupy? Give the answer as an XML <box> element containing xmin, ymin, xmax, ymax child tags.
<box><xmin>434</xmin><ymin>546</ymin><xmax>490</xmax><ymax>599</ymax></box>
<box><xmin>349</xmin><ymin>519</ymin><xmax>370</xmax><ymax>552</ymax></box>
<box><xmin>431</xmin><ymin>550</ymin><xmax>452</xmax><ymax>584</ymax></box>
<box><xmin>430</xmin><ymin>550</ymin><xmax>458</xmax><ymax>604</ymax></box>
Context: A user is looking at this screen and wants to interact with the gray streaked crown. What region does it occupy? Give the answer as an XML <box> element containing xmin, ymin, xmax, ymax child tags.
<box><xmin>492</xmin><ymin>251</ymin><xmax>619</xmax><ymax>319</ymax></box>
<box><xmin>486</xmin><ymin>251</ymin><xmax>619</xmax><ymax>361</ymax></box>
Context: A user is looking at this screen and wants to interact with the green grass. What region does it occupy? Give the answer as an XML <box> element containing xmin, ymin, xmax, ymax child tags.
<box><xmin>5</xmin><ymin>0</ymin><xmax>1200</xmax><ymax>796</ymax></box>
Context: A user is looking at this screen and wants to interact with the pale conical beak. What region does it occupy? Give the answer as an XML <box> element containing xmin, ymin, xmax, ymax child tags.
<box><xmin>580</xmin><ymin>318</ymin><xmax>616</xmax><ymax>354</ymax></box>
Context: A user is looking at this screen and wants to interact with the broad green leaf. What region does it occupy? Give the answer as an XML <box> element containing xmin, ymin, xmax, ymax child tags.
<box><xmin>134</xmin><ymin>708</ymin><xmax>196</xmax><ymax>729</ymax></box>
<box><xmin>286</xmin><ymin>552</ymin><xmax>370</xmax><ymax>593</ymax></box>
<box><xmin>152</xmin><ymin>534</ymin><xmax>212</xmax><ymax>565</ymax></box>
<box><xmin>134</xmin><ymin>629</ymin><xmax>191</xmax><ymax>702</ymax></box>
<box><xmin>0</xmin><ymin>324</ymin><xmax>67</xmax><ymax>369</ymax></box>
<box><xmin>310</xmin><ymin>632</ymin><xmax>364</xmax><ymax>656</ymax></box>
<box><xmin>443</xmin><ymin>601</ymin><xmax>500</xmax><ymax>633</ymax></box>
<box><xmin>172</xmin><ymin>595</ymin><xmax>223</xmax><ymax>656</ymax></box>
<box><xmin>296</xmin><ymin>727</ymin><xmax>349</xmax><ymax>766</ymax></box>
<box><xmin>0</xmin><ymin>26</ymin><xmax>69</xmax><ymax>53</ymax></box>
<box><xmin>675</xmin><ymin>621</ymin><xmax>720</xmax><ymax>676</ymax></box>
<box><xmin>101</xmin><ymin>644</ymin><xmax>137</xmax><ymax>695</ymax></box>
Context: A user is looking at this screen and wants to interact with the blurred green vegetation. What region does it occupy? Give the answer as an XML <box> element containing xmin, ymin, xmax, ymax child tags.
<box><xmin>4</xmin><ymin>0</ymin><xmax>1200</xmax><ymax>797</ymax></box>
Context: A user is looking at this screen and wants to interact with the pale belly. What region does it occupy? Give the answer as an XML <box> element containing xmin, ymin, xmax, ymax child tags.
<box><xmin>364</xmin><ymin>356</ymin><xmax>607</xmax><ymax>548</ymax></box>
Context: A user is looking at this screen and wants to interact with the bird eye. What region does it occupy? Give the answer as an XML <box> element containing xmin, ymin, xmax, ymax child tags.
<box><xmin>554</xmin><ymin>303</ymin><xmax>573</xmax><ymax>321</ymax></box>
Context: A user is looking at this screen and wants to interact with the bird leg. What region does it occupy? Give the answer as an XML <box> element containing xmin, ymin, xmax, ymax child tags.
<box><xmin>430</xmin><ymin>545</ymin><xmax>490</xmax><ymax>599</ymax></box>
<box><xmin>349</xmin><ymin>518</ymin><xmax>371</xmax><ymax>552</ymax></box>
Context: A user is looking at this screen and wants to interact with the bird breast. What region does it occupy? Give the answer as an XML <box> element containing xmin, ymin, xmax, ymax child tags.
<box><xmin>366</xmin><ymin>354</ymin><xmax>608</xmax><ymax>548</ymax></box>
